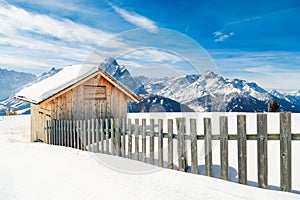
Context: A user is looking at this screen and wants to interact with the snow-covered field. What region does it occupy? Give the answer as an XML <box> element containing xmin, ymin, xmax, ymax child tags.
<box><xmin>1</xmin><ymin>114</ymin><xmax>300</xmax><ymax>200</ymax></box>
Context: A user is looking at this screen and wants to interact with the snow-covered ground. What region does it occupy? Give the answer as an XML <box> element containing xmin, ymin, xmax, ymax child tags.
<box><xmin>0</xmin><ymin>114</ymin><xmax>300</xmax><ymax>200</ymax></box>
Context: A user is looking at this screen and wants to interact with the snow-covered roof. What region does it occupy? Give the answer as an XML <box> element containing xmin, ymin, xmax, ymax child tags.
<box><xmin>15</xmin><ymin>64</ymin><xmax>139</xmax><ymax>104</ymax></box>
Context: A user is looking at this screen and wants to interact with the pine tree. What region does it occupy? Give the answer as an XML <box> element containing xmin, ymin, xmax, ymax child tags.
<box><xmin>270</xmin><ymin>100</ymin><xmax>280</xmax><ymax>112</ymax></box>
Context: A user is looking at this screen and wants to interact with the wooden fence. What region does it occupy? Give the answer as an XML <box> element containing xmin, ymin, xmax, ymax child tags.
<box><xmin>45</xmin><ymin>112</ymin><xmax>298</xmax><ymax>192</ymax></box>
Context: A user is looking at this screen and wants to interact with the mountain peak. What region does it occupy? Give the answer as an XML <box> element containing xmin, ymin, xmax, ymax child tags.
<box><xmin>100</xmin><ymin>57</ymin><xmax>118</xmax><ymax>68</ymax></box>
<box><xmin>202</xmin><ymin>70</ymin><xmax>218</xmax><ymax>79</ymax></box>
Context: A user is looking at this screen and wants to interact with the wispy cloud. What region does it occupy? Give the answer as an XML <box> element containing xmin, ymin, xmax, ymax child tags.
<box><xmin>109</xmin><ymin>2</ymin><xmax>158</xmax><ymax>33</ymax></box>
<box><xmin>212</xmin><ymin>31</ymin><xmax>234</xmax><ymax>42</ymax></box>
<box><xmin>0</xmin><ymin>1</ymin><xmax>126</xmax><ymax>73</ymax></box>
<box><xmin>208</xmin><ymin>49</ymin><xmax>300</xmax><ymax>89</ymax></box>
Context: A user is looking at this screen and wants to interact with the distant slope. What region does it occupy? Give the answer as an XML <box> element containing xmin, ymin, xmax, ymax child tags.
<box><xmin>0</xmin><ymin>68</ymin><xmax>36</xmax><ymax>101</ymax></box>
<box><xmin>0</xmin><ymin>67</ymin><xmax>61</xmax><ymax>115</ymax></box>
<box><xmin>144</xmin><ymin>70</ymin><xmax>300</xmax><ymax>112</ymax></box>
<box><xmin>128</xmin><ymin>94</ymin><xmax>194</xmax><ymax>112</ymax></box>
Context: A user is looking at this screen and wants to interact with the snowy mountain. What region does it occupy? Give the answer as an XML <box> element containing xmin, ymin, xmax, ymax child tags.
<box><xmin>99</xmin><ymin>57</ymin><xmax>147</xmax><ymax>95</ymax></box>
<box><xmin>128</xmin><ymin>94</ymin><xmax>194</xmax><ymax>112</ymax></box>
<box><xmin>0</xmin><ymin>67</ymin><xmax>61</xmax><ymax>115</ymax></box>
<box><xmin>2</xmin><ymin>59</ymin><xmax>300</xmax><ymax>114</ymax></box>
<box><xmin>0</xmin><ymin>68</ymin><xmax>36</xmax><ymax>101</ymax></box>
<box><xmin>142</xmin><ymin>70</ymin><xmax>300</xmax><ymax>112</ymax></box>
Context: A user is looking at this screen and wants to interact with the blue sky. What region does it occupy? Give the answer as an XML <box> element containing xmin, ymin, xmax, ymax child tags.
<box><xmin>0</xmin><ymin>0</ymin><xmax>299</xmax><ymax>90</ymax></box>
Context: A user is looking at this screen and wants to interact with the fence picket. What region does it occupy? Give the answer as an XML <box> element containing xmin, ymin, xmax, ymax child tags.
<box><xmin>46</xmin><ymin>120</ymin><xmax>50</xmax><ymax>144</ymax></box>
<box><xmin>111</xmin><ymin>118</ymin><xmax>115</xmax><ymax>155</ymax></box>
<box><xmin>56</xmin><ymin>120</ymin><xmax>58</xmax><ymax>145</ymax></box>
<box><xmin>61</xmin><ymin>120</ymin><xmax>67</xmax><ymax>146</ymax></box>
<box><xmin>69</xmin><ymin>120</ymin><xmax>73</xmax><ymax>148</ymax></box>
<box><xmin>142</xmin><ymin>119</ymin><xmax>146</xmax><ymax>163</ymax></box>
<box><xmin>76</xmin><ymin>120</ymin><xmax>80</xmax><ymax>149</ymax></box>
<box><xmin>150</xmin><ymin>119</ymin><xmax>155</xmax><ymax>165</ymax></box>
<box><xmin>105</xmin><ymin>118</ymin><xmax>109</xmax><ymax>154</ymax></box>
<box><xmin>176</xmin><ymin>118</ymin><xmax>187</xmax><ymax>172</ymax></box>
<box><xmin>66</xmin><ymin>120</ymin><xmax>69</xmax><ymax>147</ymax></box>
<box><xmin>60</xmin><ymin>120</ymin><xmax>63</xmax><ymax>146</ymax></box>
<box><xmin>190</xmin><ymin>118</ymin><xmax>198</xmax><ymax>174</ymax></box>
<box><xmin>83</xmin><ymin>120</ymin><xmax>86</xmax><ymax>151</ymax></box>
<box><xmin>168</xmin><ymin>119</ymin><xmax>173</xmax><ymax>169</ymax></box>
<box><xmin>91</xmin><ymin>119</ymin><xmax>95</xmax><ymax>152</ymax></box>
<box><xmin>87</xmin><ymin>119</ymin><xmax>91</xmax><ymax>151</ymax></box>
<box><xmin>128</xmin><ymin>119</ymin><xmax>132</xmax><ymax>159</ymax></box>
<box><xmin>280</xmin><ymin>112</ymin><xmax>292</xmax><ymax>192</ymax></box>
<box><xmin>257</xmin><ymin>114</ymin><xmax>268</xmax><ymax>189</ymax></box>
<box><xmin>135</xmin><ymin>119</ymin><xmax>139</xmax><ymax>161</ymax></box>
<box><xmin>158</xmin><ymin>119</ymin><xmax>163</xmax><ymax>167</ymax></box>
<box><xmin>100</xmin><ymin>119</ymin><xmax>104</xmax><ymax>153</ymax></box>
<box><xmin>95</xmin><ymin>119</ymin><xmax>99</xmax><ymax>153</ymax></box>
<box><xmin>116</xmin><ymin>118</ymin><xmax>121</xmax><ymax>157</ymax></box>
<box><xmin>237</xmin><ymin>115</ymin><xmax>247</xmax><ymax>185</ymax></box>
<box><xmin>204</xmin><ymin>118</ymin><xmax>212</xmax><ymax>177</ymax></box>
<box><xmin>122</xmin><ymin>118</ymin><xmax>126</xmax><ymax>158</ymax></box>
<box><xmin>220</xmin><ymin>116</ymin><xmax>229</xmax><ymax>180</ymax></box>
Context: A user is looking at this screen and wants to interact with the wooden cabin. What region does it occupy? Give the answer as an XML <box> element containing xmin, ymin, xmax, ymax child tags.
<box><xmin>15</xmin><ymin>64</ymin><xmax>139</xmax><ymax>142</ymax></box>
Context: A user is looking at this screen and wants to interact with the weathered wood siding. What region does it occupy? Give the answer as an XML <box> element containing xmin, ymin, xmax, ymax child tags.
<box><xmin>30</xmin><ymin>74</ymin><xmax>130</xmax><ymax>142</ymax></box>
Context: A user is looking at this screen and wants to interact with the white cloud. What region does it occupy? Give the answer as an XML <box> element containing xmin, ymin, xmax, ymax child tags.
<box><xmin>0</xmin><ymin>3</ymin><xmax>113</xmax><ymax>45</ymax></box>
<box><xmin>212</xmin><ymin>31</ymin><xmax>234</xmax><ymax>42</ymax></box>
<box><xmin>120</xmin><ymin>48</ymin><xmax>183</xmax><ymax>63</ymax></box>
<box><xmin>109</xmin><ymin>3</ymin><xmax>158</xmax><ymax>33</ymax></box>
<box><xmin>0</xmin><ymin>1</ymin><xmax>130</xmax><ymax>72</ymax></box>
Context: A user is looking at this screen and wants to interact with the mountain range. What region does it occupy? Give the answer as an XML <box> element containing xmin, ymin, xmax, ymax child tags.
<box><xmin>1</xmin><ymin>58</ymin><xmax>300</xmax><ymax>114</ymax></box>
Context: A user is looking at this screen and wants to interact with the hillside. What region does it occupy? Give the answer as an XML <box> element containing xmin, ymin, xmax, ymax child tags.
<box><xmin>0</xmin><ymin>68</ymin><xmax>36</xmax><ymax>101</ymax></box>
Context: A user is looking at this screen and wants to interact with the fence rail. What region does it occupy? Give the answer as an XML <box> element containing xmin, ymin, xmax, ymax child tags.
<box><xmin>45</xmin><ymin>112</ymin><xmax>298</xmax><ymax>193</ymax></box>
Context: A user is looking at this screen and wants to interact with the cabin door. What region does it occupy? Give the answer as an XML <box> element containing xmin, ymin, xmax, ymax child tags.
<box><xmin>84</xmin><ymin>85</ymin><xmax>107</xmax><ymax>120</ymax></box>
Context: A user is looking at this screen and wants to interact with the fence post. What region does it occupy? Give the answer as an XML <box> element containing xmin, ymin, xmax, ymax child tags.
<box><xmin>176</xmin><ymin>118</ymin><xmax>188</xmax><ymax>172</ymax></box>
<box><xmin>280</xmin><ymin>112</ymin><xmax>292</xmax><ymax>192</ymax></box>
<box><xmin>220</xmin><ymin>116</ymin><xmax>229</xmax><ymax>180</ymax></box>
<box><xmin>122</xmin><ymin>118</ymin><xmax>126</xmax><ymax>158</ymax></box>
<box><xmin>135</xmin><ymin>119</ymin><xmax>139</xmax><ymax>161</ymax></box>
<box><xmin>111</xmin><ymin>118</ymin><xmax>115</xmax><ymax>155</ymax></box>
<box><xmin>168</xmin><ymin>119</ymin><xmax>173</xmax><ymax>169</ymax></box>
<box><xmin>128</xmin><ymin>119</ymin><xmax>132</xmax><ymax>159</ymax></box>
<box><xmin>105</xmin><ymin>118</ymin><xmax>109</xmax><ymax>154</ymax></box>
<box><xmin>237</xmin><ymin>115</ymin><xmax>247</xmax><ymax>185</ymax></box>
<box><xmin>115</xmin><ymin>118</ymin><xmax>121</xmax><ymax>157</ymax></box>
<box><xmin>158</xmin><ymin>119</ymin><xmax>163</xmax><ymax>167</ymax></box>
<box><xmin>142</xmin><ymin>118</ymin><xmax>147</xmax><ymax>162</ymax></box>
<box><xmin>190</xmin><ymin>118</ymin><xmax>198</xmax><ymax>174</ymax></box>
<box><xmin>257</xmin><ymin>114</ymin><xmax>268</xmax><ymax>189</ymax></box>
<box><xmin>204</xmin><ymin>118</ymin><xmax>212</xmax><ymax>177</ymax></box>
<box><xmin>95</xmin><ymin>119</ymin><xmax>99</xmax><ymax>153</ymax></box>
<box><xmin>150</xmin><ymin>119</ymin><xmax>155</xmax><ymax>165</ymax></box>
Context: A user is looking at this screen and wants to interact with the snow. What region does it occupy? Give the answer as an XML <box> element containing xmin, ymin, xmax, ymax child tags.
<box><xmin>14</xmin><ymin>64</ymin><xmax>99</xmax><ymax>104</ymax></box>
<box><xmin>1</xmin><ymin>114</ymin><xmax>300</xmax><ymax>200</ymax></box>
